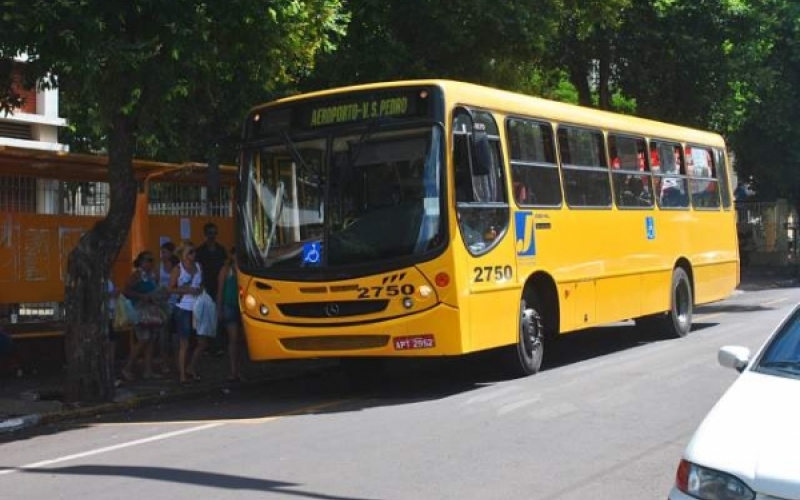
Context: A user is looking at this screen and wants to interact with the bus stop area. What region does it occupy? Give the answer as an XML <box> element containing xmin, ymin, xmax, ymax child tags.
<box><xmin>0</xmin><ymin>145</ymin><xmax>237</xmax><ymax>389</ymax></box>
<box><xmin>0</xmin><ymin>264</ymin><xmax>785</xmax><ymax>435</ymax></box>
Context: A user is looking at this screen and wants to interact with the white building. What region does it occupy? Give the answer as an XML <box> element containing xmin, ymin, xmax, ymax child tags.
<box><xmin>0</xmin><ymin>56</ymin><xmax>68</xmax><ymax>152</ymax></box>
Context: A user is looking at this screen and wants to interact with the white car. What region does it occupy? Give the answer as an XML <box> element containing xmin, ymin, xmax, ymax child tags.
<box><xmin>669</xmin><ymin>306</ymin><xmax>800</xmax><ymax>500</ymax></box>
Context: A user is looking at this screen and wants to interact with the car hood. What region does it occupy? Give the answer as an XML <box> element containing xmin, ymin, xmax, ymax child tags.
<box><xmin>685</xmin><ymin>370</ymin><xmax>800</xmax><ymax>499</ymax></box>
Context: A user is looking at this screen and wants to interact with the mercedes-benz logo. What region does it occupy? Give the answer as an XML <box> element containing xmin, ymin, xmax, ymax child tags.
<box><xmin>324</xmin><ymin>303</ymin><xmax>341</xmax><ymax>317</ymax></box>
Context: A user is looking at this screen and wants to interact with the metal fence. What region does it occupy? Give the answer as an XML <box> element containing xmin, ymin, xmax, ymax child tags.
<box><xmin>736</xmin><ymin>199</ymin><xmax>798</xmax><ymax>265</ymax></box>
<box><xmin>1</xmin><ymin>175</ymin><xmax>233</xmax><ymax>217</ymax></box>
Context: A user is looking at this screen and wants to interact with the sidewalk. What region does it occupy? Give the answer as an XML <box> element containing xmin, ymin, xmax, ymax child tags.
<box><xmin>738</xmin><ymin>264</ymin><xmax>798</xmax><ymax>291</ymax></box>
<box><xmin>0</xmin><ymin>343</ymin><xmax>331</xmax><ymax>435</ymax></box>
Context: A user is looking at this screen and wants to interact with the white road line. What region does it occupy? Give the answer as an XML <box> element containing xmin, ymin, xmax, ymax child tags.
<box><xmin>761</xmin><ymin>297</ymin><xmax>789</xmax><ymax>306</ymax></box>
<box><xmin>0</xmin><ymin>422</ymin><xmax>221</xmax><ymax>477</ymax></box>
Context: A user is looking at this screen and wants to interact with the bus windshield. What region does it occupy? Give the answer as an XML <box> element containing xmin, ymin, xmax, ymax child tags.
<box><xmin>240</xmin><ymin>124</ymin><xmax>445</xmax><ymax>274</ymax></box>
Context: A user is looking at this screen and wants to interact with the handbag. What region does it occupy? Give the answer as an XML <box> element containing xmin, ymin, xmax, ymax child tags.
<box><xmin>136</xmin><ymin>301</ymin><xmax>167</xmax><ymax>327</ymax></box>
<box><xmin>113</xmin><ymin>295</ymin><xmax>139</xmax><ymax>329</ymax></box>
<box><xmin>193</xmin><ymin>291</ymin><xmax>218</xmax><ymax>337</ymax></box>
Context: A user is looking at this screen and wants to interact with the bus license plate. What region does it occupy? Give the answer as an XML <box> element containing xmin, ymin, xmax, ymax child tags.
<box><xmin>394</xmin><ymin>334</ymin><xmax>435</xmax><ymax>350</ymax></box>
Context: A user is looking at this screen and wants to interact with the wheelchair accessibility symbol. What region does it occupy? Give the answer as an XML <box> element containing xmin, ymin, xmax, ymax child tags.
<box><xmin>302</xmin><ymin>242</ymin><xmax>321</xmax><ymax>266</ymax></box>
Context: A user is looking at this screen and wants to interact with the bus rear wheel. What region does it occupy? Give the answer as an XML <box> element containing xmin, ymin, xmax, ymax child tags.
<box><xmin>635</xmin><ymin>267</ymin><xmax>693</xmax><ymax>338</ymax></box>
<box><xmin>503</xmin><ymin>299</ymin><xmax>544</xmax><ymax>377</ymax></box>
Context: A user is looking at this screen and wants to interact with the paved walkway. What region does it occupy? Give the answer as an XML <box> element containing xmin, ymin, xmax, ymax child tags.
<box><xmin>1</xmin><ymin>265</ymin><xmax>796</xmax><ymax>434</ymax></box>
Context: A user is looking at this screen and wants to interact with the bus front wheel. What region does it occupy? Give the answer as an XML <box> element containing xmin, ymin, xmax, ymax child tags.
<box><xmin>503</xmin><ymin>299</ymin><xmax>544</xmax><ymax>377</ymax></box>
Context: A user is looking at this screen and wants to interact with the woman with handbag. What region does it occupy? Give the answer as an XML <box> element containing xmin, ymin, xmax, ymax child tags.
<box><xmin>121</xmin><ymin>250</ymin><xmax>165</xmax><ymax>381</ymax></box>
<box><xmin>169</xmin><ymin>241</ymin><xmax>204</xmax><ymax>384</ymax></box>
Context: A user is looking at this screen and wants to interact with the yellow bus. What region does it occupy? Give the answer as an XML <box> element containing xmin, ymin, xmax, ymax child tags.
<box><xmin>236</xmin><ymin>80</ymin><xmax>739</xmax><ymax>376</ymax></box>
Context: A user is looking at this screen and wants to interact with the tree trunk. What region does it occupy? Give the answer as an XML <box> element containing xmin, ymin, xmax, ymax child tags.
<box><xmin>64</xmin><ymin>113</ymin><xmax>138</xmax><ymax>403</ymax></box>
<box><xmin>570</xmin><ymin>63</ymin><xmax>592</xmax><ymax>107</ymax></box>
<box><xmin>597</xmin><ymin>37</ymin><xmax>612</xmax><ymax>111</ymax></box>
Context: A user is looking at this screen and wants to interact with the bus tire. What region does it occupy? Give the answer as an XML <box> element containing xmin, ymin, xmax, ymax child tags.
<box><xmin>503</xmin><ymin>298</ymin><xmax>544</xmax><ymax>377</ymax></box>
<box><xmin>636</xmin><ymin>267</ymin><xmax>693</xmax><ymax>338</ymax></box>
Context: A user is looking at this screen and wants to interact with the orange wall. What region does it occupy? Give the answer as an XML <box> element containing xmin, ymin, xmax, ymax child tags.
<box><xmin>0</xmin><ymin>212</ymin><xmax>233</xmax><ymax>304</ymax></box>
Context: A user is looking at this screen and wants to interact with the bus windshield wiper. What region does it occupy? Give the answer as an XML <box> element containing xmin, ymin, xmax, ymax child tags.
<box><xmin>280</xmin><ymin>131</ymin><xmax>320</xmax><ymax>180</ymax></box>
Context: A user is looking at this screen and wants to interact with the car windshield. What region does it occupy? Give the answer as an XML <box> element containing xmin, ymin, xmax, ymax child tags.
<box><xmin>755</xmin><ymin>308</ymin><xmax>800</xmax><ymax>378</ymax></box>
<box><xmin>239</xmin><ymin>124</ymin><xmax>445</xmax><ymax>274</ymax></box>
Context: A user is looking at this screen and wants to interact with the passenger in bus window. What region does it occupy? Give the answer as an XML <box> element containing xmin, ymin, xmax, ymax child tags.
<box><xmin>513</xmin><ymin>181</ymin><xmax>528</xmax><ymax>204</ymax></box>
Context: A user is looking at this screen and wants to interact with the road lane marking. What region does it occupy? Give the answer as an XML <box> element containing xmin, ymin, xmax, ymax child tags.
<box><xmin>89</xmin><ymin>399</ymin><xmax>353</xmax><ymax>427</ymax></box>
<box><xmin>1</xmin><ymin>398</ymin><xmax>354</xmax><ymax>476</ymax></box>
<box><xmin>693</xmin><ymin>312</ymin><xmax>723</xmax><ymax>322</ymax></box>
<box><xmin>497</xmin><ymin>397</ymin><xmax>541</xmax><ymax>416</ymax></box>
<box><xmin>761</xmin><ymin>297</ymin><xmax>789</xmax><ymax>306</ymax></box>
<box><xmin>0</xmin><ymin>423</ymin><xmax>220</xmax><ymax>476</ymax></box>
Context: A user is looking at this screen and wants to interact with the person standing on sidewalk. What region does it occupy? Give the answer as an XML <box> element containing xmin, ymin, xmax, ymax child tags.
<box><xmin>217</xmin><ymin>247</ymin><xmax>245</xmax><ymax>382</ymax></box>
<box><xmin>195</xmin><ymin>223</ymin><xmax>227</xmax><ymax>355</ymax></box>
<box><xmin>157</xmin><ymin>241</ymin><xmax>179</xmax><ymax>374</ymax></box>
<box><xmin>122</xmin><ymin>251</ymin><xmax>163</xmax><ymax>381</ymax></box>
<box><xmin>169</xmin><ymin>241</ymin><xmax>203</xmax><ymax>384</ymax></box>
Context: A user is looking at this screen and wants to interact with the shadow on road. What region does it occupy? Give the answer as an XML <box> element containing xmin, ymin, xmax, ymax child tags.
<box><xmin>2</xmin><ymin>465</ymin><xmax>384</xmax><ymax>500</ymax></box>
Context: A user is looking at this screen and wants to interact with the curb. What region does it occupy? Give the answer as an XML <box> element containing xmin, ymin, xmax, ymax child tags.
<box><xmin>0</xmin><ymin>361</ymin><xmax>334</xmax><ymax>435</ymax></box>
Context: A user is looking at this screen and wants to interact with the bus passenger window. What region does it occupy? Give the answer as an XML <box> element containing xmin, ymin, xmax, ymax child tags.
<box><xmin>610</xmin><ymin>134</ymin><xmax>653</xmax><ymax>209</ymax></box>
<box><xmin>506</xmin><ymin>118</ymin><xmax>561</xmax><ymax>207</ymax></box>
<box><xmin>558</xmin><ymin>126</ymin><xmax>611</xmax><ymax>208</ymax></box>
<box><xmin>714</xmin><ymin>148</ymin><xmax>732</xmax><ymax>209</ymax></box>
<box><xmin>652</xmin><ymin>141</ymin><xmax>689</xmax><ymax>209</ymax></box>
<box><xmin>454</xmin><ymin>134</ymin><xmax>474</xmax><ymax>202</ymax></box>
<box><xmin>688</xmin><ymin>145</ymin><xmax>720</xmax><ymax>209</ymax></box>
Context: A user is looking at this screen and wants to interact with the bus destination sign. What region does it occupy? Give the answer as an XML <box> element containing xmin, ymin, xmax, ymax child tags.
<box><xmin>303</xmin><ymin>90</ymin><xmax>431</xmax><ymax>128</ymax></box>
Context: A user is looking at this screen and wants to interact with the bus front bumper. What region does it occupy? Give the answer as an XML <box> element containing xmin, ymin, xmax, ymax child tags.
<box><xmin>241</xmin><ymin>304</ymin><xmax>463</xmax><ymax>360</ymax></box>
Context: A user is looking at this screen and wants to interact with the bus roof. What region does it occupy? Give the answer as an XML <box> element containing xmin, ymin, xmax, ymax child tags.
<box><xmin>253</xmin><ymin>79</ymin><xmax>725</xmax><ymax>147</ymax></box>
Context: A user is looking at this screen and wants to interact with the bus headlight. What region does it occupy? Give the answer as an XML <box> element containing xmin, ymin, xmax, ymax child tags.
<box><xmin>259</xmin><ymin>304</ymin><xmax>270</xmax><ymax>316</ymax></box>
<box><xmin>245</xmin><ymin>295</ymin><xmax>257</xmax><ymax>310</ymax></box>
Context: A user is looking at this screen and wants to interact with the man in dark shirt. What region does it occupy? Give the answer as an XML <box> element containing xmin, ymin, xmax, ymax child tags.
<box><xmin>196</xmin><ymin>222</ymin><xmax>228</xmax><ymax>300</ymax></box>
<box><xmin>195</xmin><ymin>222</ymin><xmax>228</xmax><ymax>354</ymax></box>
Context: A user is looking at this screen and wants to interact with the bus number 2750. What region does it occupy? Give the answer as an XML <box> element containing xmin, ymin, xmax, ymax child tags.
<box><xmin>357</xmin><ymin>284</ymin><xmax>415</xmax><ymax>299</ymax></box>
<box><xmin>473</xmin><ymin>265</ymin><xmax>513</xmax><ymax>283</ymax></box>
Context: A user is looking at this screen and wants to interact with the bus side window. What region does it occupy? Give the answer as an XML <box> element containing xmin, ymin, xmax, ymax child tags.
<box><xmin>715</xmin><ymin>148</ymin><xmax>733</xmax><ymax>209</ymax></box>
<box><xmin>688</xmin><ymin>145</ymin><xmax>720</xmax><ymax>209</ymax></box>
<box><xmin>558</xmin><ymin>125</ymin><xmax>611</xmax><ymax>208</ymax></box>
<box><xmin>610</xmin><ymin>134</ymin><xmax>653</xmax><ymax>209</ymax></box>
<box><xmin>653</xmin><ymin>140</ymin><xmax>690</xmax><ymax>209</ymax></box>
<box><xmin>507</xmin><ymin>117</ymin><xmax>561</xmax><ymax>207</ymax></box>
<box><xmin>454</xmin><ymin>134</ymin><xmax>474</xmax><ymax>202</ymax></box>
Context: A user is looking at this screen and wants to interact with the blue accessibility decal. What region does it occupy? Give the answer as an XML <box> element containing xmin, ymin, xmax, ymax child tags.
<box><xmin>302</xmin><ymin>242</ymin><xmax>322</xmax><ymax>266</ymax></box>
<box><xmin>646</xmin><ymin>216</ymin><xmax>655</xmax><ymax>240</ymax></box>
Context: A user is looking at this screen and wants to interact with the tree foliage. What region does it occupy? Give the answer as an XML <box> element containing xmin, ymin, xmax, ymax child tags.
<box><xmin>0</xmin><ymin>0</ymin><xmax>346</xmax><ymax>402</ymax></box>
<box><xmin>304</xmin><ymin>0</ymin><xmax>562</xmax><ymax>91</ymax></box>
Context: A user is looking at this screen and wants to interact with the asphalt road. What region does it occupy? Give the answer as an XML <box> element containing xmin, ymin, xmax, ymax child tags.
<box><xmin>1</xmin><ymin>285</ymin><xmax>798</xmax><ymax>499</ymax></box>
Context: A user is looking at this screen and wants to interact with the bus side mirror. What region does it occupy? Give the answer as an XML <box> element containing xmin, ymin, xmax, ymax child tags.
<box><xmin>472</xmin><ymin>130</ymin><xmax>493</xmax><ymax>176</ymax></box>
